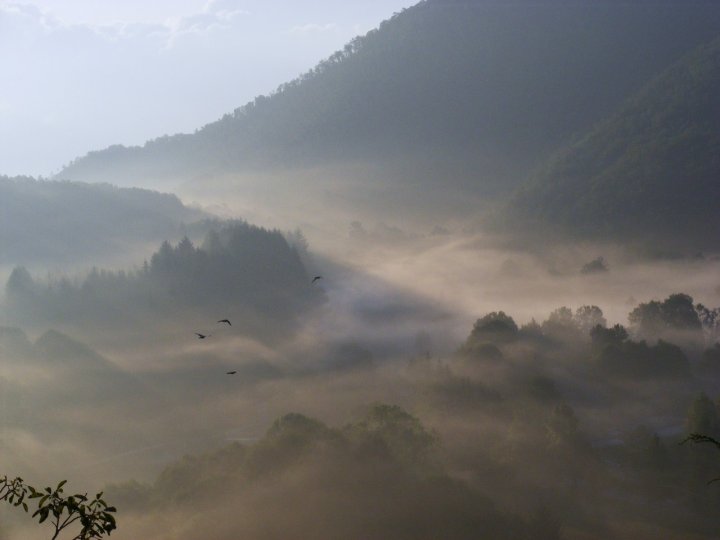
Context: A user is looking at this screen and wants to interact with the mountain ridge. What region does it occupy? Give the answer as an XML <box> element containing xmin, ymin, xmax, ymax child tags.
<box><xmin>58</xmin><ymin>0</ymin><xmax>720</xmax><ymax>199</ymax></box>
<box><xmin>505</xmin><ymin>35</ymin><xmax>720</xmax><ymax>251</ymax></box>
<box><xmin>0</xmin><ymin>176</ymin><xmax>207</xmax><ymax>264</ymax></box>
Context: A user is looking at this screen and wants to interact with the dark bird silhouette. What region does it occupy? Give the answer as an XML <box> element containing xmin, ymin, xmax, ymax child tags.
<box><xmin>217</xmin><ymin>319</ymin><xmax>232</xmax><ymax>326</ymax></box>
<box><xmin>195</xmin><ymin>333</ymin><xmax>209</xmax><ymax>339</ymax></box>
<box><xmin>226</xmin><ymin>371</ymin><xmax>237</xmax><ymax>375</ymax></box>
<box><xmin>311</xmin><ymin>276</ymin><xmax>322</xmax><ymax>284</ymax></box>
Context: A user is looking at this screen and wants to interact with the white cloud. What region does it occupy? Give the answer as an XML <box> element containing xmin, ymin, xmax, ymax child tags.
<box><xmin>160</xmin><ymin>0</ymin><xmax>249</xmax><ymax>47</ymax></box>
<box><xmin>289</xmin><ymin>22</ymin><xmax>339</xmax><ymax>37</ymax></box>
<box><xmin>203</xmin><ymin>0</ymin><xmax>248</xmax><ymax>21</ymax></box>
<box><xmin>0</xmin><ymin>0</ymin><xmax>249</xmax><ymax>49</ymax></box>
<box><xmin>0</xmin><ymin>1</ymin><xmax>60</xmax><ymax>32</ymax></box>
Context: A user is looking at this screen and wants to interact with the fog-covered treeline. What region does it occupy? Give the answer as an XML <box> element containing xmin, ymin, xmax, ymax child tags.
<box><xmin>51</xmin><ymin>292</ymin><xmax>716</xmax><ymax>540</ymax></box>
<box><xmin>4</xmin><ymin>221</ymin><xmax>324</xmax><ymax>338</ymax></box>
<box><xmin>3</xmin><ymin>288</ymin><xmax>720</xmax><ymax>538</ymax></box>
<box><xmin>105</xmin><ymin>405</ymin><xmax>528</xmax><ymax>540</ymax></box>
<box><xmin>0</xmin><ymin>176</ymin><xmax>206</xmax><ymax>264</ymax></box>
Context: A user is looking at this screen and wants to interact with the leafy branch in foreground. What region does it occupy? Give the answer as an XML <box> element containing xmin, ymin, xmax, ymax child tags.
<box><xmin>0</xmin><ymin>476</ymin><xmax>116</xmax><ymax>540</ymax></box>
<box><xmin>681</xmin><ymin>433</ymin><xmax>720</xmax><ymax>485</ymax></box>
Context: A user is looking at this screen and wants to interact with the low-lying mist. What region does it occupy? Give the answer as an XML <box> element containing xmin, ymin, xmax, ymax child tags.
<box><xmin>2</xmin><ymin>207</ymin><xmax>720</xmax><ymax>539</ymax></box>
<box><xmin>4</xmin><ymin>0</ymin><xmax>720</xmax><ymax>536</ymax></box>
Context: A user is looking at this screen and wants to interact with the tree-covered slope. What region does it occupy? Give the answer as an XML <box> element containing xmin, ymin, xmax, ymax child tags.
<box><xmin>59</xmin><ymin>0</ymin><xmax>720</xmax><ymax>193</ymax></box>
<box><xmin>5</xmin><ymin>222</ymin><xmax>324</xmax><ymax>339</ymax></box>
<box><xmin>0</xmin><ymin>176</ymin><xmax>206</xmax><ymax>264</ymax></box>
<box><xmin>508</xmin><ymin>37</ymin><xmax>720</xmax><ymax>250</ymax></box>
<box><xmin>0</xmin><ymin>327</ymin><xmax>141</xmax><ymax>407</ymax></box>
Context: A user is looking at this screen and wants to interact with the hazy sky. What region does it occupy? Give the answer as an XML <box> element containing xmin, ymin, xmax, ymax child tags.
<box><xmin>0</xmin><ymin>0</ymin><xmax>417</xmax><ymax>177</ymax></box>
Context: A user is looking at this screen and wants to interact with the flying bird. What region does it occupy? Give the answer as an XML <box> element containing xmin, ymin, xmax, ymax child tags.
<box><xmin>195</xmin><ymin>333</ymin><xmax>209</xmax><ymax>339</ymax></box>
<box><xmin>217</xmin><ymin>319</ymin><xmax>232</xmax><ymax>326</ymax></box>
<box><xmin>311</xmin><ymin>276</ymin><xmax>322</xmax><ymax>284</ymax></box>
<box><xmin>226</xmin><ymin>371</ymin><xmax>237</xmax><ymax>375</ymax></box>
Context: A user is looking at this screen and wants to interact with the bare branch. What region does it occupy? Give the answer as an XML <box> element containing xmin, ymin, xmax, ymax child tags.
<box><xmin>680</xmin><ymin>433</ymin><xmax>720</xmax><ymax>451</ymax></box>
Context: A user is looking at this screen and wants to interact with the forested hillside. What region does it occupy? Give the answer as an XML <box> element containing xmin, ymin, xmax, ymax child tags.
<box><xmin>5</xmin><ymin>222</ymin><xmax>324</xmax><ymax>339</ymax></box>
<box><xmin>507</xmin><ymin>37</ymin><xmax>720</xmax><ymax>251</ymax></box>
<box><xmin>59</xmin><ymin>0</ymin><xmax>720</xmax><ymax>195</ymax></box>
<box><xmin>101</xmin><ymin>295</ymin><xmax>720</xmax><ymax>540</ymax></box>
<box><xmin>0</xmin><ymin>176</ymin><xmax>206</xmax><ymax>264</ymax></box>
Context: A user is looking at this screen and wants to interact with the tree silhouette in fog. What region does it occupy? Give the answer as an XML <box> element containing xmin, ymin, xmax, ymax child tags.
<box><xmin>5</xmin><ymin>221</ymin><xmax>325</xmax><ymax>334</ymax></box>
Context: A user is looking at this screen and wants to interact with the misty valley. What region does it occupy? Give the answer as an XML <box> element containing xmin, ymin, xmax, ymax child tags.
<box><xmin>2</xmin><ymin>1</ymin><xmax>720</xmax><ymax>539</ymax></box>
